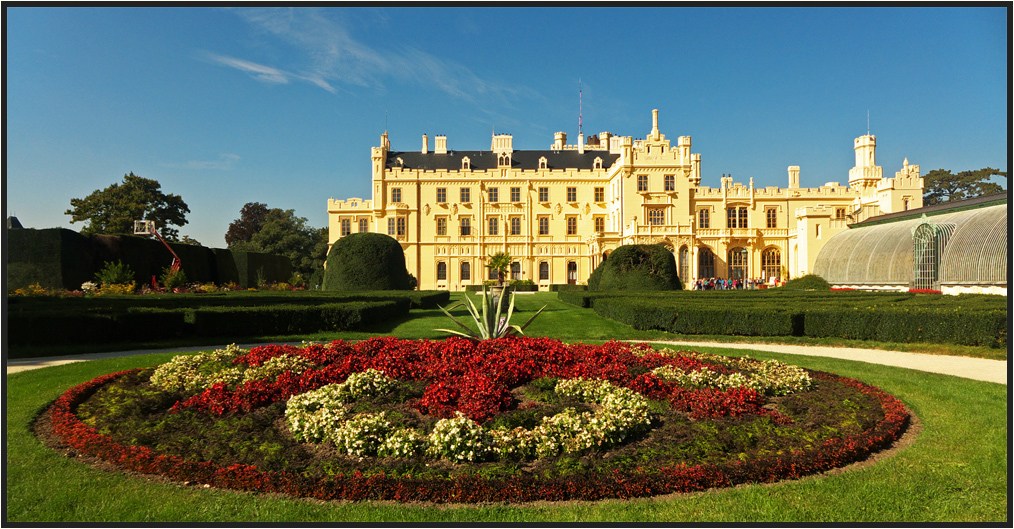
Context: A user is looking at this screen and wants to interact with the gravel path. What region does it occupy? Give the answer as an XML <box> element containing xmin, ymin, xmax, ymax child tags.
<box><xmin>7</xmin><ymin>340</ymin><xmax>1008</xmax><ymax>384</ymax></box>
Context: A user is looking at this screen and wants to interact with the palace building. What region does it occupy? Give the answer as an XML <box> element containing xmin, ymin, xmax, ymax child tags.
<box><xmin>327</xmin><ymin>110</ymin><xmax>924</xmax><ymax>291</ymax></box>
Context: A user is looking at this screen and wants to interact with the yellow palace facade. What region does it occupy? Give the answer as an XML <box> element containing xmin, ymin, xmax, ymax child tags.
<box><xmin>328</xmin><ymin>110</ymin><xmax>923</xmax><ymax>291</ymax></box>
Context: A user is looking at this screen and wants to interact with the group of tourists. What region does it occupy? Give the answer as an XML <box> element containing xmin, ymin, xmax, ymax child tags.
<box><xmin>691</xmin><ymin>277</ymin><xmax>775</xmax><ymax>290</ymax></box>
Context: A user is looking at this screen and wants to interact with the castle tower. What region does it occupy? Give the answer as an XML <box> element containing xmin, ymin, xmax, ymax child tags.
<box><xmin>848</xmin><ymin>134</ymin><xmax>883</xmax><ymax>191</ymax></box>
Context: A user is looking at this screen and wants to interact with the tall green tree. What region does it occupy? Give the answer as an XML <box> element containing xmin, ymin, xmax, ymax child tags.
<box><xmin>65</xmin><ymin>172</ymin><xmax>190</xmax><ymax>241</ymax></box>
<box><xmin>923</xmin><ymin>168</ymin><xmax>1006</xmax><ymax>206</ymax></box>
<box><xmin>225</xmin><ymin>202</ymin><xmax>270</xmax><ymax>247</ymax></box>
<box><xmin>228</xmin><ymin>207</ymin><xmax>328</xmax><ymax>277</ymax></box>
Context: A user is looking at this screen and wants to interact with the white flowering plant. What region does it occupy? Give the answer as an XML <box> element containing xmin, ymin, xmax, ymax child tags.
<box><xmin>149</xmin><ymin>344</ymin><xmax>246</xmax><ymax>392</ymax></box>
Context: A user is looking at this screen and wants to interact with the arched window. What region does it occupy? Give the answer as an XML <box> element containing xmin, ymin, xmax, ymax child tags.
<box><xmin>436</xmin><ymin>262</ymin><xmax>447</xmax><ymax>281</ymax></box>
<box><xmin>460</xmin><ymin>262</ymin><xmax>471</xmax><ymax>281</ymax></box>
<box><xmin>539</xmin><ymin>157</ymin><xmax>548</xmax><ymax>170</ymax></box>
<box><xmin>510</xmin><ymin>261</ymin><xmax>521</xmax><ymax>280</ymax></box>
<box><xmin>698</xmin><ymin>209</ymin><xmax>710</xmax><ymax>229</ymax></box>
<box><xmin>539</xmin><ymin>261</ymin><xmax>550</xmax><ymax>280</ymax></box>
<box><xmin>728</xmin><ymin>247</ymin><xmax>748</xmax><ymax>281</ymax></box>
<box><xmin>679</xmin><ymin>246</ymin><xmax>690</xmax><ymax>282</ymax></box>
<box><xmin>567</xmin><ymin>261</ymin><xmax>578</xmax><ymax>284</ymax></box>
<box><xmin>358</xmin><ymin>218</ymin><xmax>369</xmax><ymax>233</ymax></box>
<box><xmin>461</xmin><ymin>157</ymin><xmax>471</xmax><ymax>170</ymax></box>
<box><xmin>762</xmin><ymin>248</ymin><xmax>781</xmax><ymax>281</ymax></box>
<box><xmin>594</xmin><ymin>157</ymin><xmax>603</xmax><ymax>169</ymax></box>
<box><xmin>698</xmin><ymin>247</ymin><xmax>715</xmax><ymax>278</ymax></box>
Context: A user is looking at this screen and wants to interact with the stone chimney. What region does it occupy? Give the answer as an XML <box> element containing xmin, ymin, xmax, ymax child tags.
<box><xmin>435</xmin><ymin>135</ymin><xmax>447</xmax><ymax>154</ymax></box>
<box><xmin>422</xmin><ymin>134</ymin><xmax>429</xmax><ymax>154</ymax></box>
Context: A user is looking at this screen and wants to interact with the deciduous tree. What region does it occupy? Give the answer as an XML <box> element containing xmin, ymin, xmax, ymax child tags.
<box><xmin>65</xmin><ymin>172</ymin><xmax>190</xmax><ymax>241</ymax></box>
<box><xmin>228</xmin><ymin>206</ymin><xmax>328</xmax><ymax>277</ymax></box>
<box><xmin>225</xmin><ymin>202</ymin><xmax>270</xmax><ymax>247</ymax></box>
<box><xmin>923</xmin><ymin>168</ymin><xmax>1006</xmax><ymax>206</ymax></box>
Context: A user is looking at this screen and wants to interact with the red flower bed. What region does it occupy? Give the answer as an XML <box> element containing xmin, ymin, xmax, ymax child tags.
<box><xmin>49</xmin><ymin>339</ymin><xmax>910</xmax><ymax>503</ymax></box>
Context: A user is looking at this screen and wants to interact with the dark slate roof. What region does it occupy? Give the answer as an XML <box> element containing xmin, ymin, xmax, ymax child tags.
<box><xmin>7</xmin><ymin>216</ymin><xmax>24</xmax><ymax>229</ymax></box>
<box><xmin>850</xmin><ymin>191</ymin><xmax>1009</xmax><ymax>228</ymax></box>
<box><xmin>384</xmin><ymin>150</ymin><xmax>620</xmax><ymax>171</ymax></box>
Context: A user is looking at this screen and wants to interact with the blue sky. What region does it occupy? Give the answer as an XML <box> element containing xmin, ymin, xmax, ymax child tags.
<box><xmin>5</xmin><ymin>6</ymin><xmax>1008</xmax><ymax>248</ymax></box>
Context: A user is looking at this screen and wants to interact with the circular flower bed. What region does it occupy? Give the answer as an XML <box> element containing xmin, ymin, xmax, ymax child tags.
<box><xmin>49</xmin><ymin>337</ymin><xmax>910</xmax><ymax>503</ymax></box>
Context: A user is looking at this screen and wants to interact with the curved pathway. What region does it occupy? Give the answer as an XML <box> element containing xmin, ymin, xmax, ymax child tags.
<box><xmin>7</xmin><ymin>340</ymin><xmax>1008</xmax><ymax>385</ymax></box>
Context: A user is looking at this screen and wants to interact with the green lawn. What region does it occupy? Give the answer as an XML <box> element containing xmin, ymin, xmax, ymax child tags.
<box><xmin>4</xmin><ymin>292</ymin><xmax>1008</xmax><ymax>522</ymax></box>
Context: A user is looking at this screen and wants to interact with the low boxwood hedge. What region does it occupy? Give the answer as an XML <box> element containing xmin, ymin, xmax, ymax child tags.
<box><xmin>190</xmin><ymin>300</ymin><xmax>409</xmax><ymax>337</ymax></box>
<box><xmin>566</xmin><ymin>290</ymin><xmax>1006</xmax><ymax>348</ymax></box>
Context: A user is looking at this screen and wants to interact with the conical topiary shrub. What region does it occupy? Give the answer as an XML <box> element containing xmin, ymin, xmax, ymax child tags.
<box><xmin>322</xmin><ymin>233</ymin><xmax>412</xmax><ymax>291</ymax></box>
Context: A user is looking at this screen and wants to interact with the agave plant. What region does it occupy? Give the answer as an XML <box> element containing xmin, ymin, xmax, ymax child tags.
<box><xmin>436</xmin><ymin>286</ymin><xmax>545</xmax><ymax>340</ymax></box>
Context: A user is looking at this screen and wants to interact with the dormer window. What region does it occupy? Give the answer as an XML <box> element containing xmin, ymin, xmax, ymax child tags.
<box><xmin>498</xmin><ymin>153</ymin><xmax>511</xmax><ymax>167</ymax></box>
<box><xmin>461</xmin><ymin>157</ymin><xmax>471</xmax><ymax>170</ymax></box>
<box><xmin>395</xmin><ymin>157</ymin><xmax>404</xmax><ymax>167</ymax></box>
<box><xmin>539</xmin><ymin>157</ymin><xmax>548</xmax><ymax>170</ymax></box>
<box><xmin>594</xmin><ymin>157</ymin><xmax>603</xmax><ymax>169</ymax></box>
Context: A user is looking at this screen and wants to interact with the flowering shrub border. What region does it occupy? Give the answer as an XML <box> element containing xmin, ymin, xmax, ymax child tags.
<box><xmin>49</xmin><ymin>341</ymin><xmax>911</xmax><ymax>503</ymax></box>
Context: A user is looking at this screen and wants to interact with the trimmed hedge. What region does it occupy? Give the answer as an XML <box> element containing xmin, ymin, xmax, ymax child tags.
<box><xmin>323</xmin><ymin>233</ymin><xmax>411</xmax><ymax>291</ymax></box>
<box><xmin>6</xmin><ymin>228</ymin><xmax>292</xmax><ymax>290</ymax></box>
<box><xmin>564</xmin><ymin>290</ymin><xmax>1007</xmax><ymax>348</ymax></box>
<box><xmin>190</xmin><ymin>300</ymin><xmax>409</xmax><ymax>337</ymax></box>
<box><xmin>589</xmin><ymin>244</ymin><xmax>683</xmax><ymax>291</ymax></box>
<box><xmin>549</xmin><ymin>284</ymin><xmax>588</xmax><ymax>292</ymax></box>
<box><xmin>6</xmin><ymin>309</ymin><xmax>188</xmax><ymax>346</ymax></box>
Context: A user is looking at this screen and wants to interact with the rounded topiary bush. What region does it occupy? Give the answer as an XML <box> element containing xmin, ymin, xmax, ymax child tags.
<box><xmin>782</xmin><ymin>273</ymin><xmax>831</xmax><ymax>290</ymax></box>
<box><xmin>323</xmin><ymin>233</ymin><xmax>412</xmax><ymax>291</ymax></box>
<box><xmin>590</xmin><ymin>244</ymin><xmax>682</xmax><ymax>291</ymax></box>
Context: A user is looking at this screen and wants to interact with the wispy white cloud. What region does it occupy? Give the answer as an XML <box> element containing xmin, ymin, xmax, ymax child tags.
<box><xmin>214</xmin><ymin>7</ymin><xmax>534</xmax><ymax>104</ymax></box>
<box><xmin>163</xmin><ymin>153</ymin><xmax>241</xmax><ymax>171</ymax></box>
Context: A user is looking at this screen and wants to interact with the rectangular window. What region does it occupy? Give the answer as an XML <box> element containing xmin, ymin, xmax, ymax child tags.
<box><xmin>637</xmin><ymin>175</ymin><xmax>648</xmax><ymax>192</ymax></box>
<box><xmin>488</xmin><ymin>217</ymin><xmax>499</xmax><ymax>235</ymax></box>
<box><xmin>594</xmin><ymin>217</ymin><xmax>604</xmax><ymax>232</ymax></box>
<box><xmin>538</xmin><ymin>187</ymin><xmax>549</xmax><ymax>202</ymax></box>
<box><xmin>341</xmin><ymin>218</ymin><xmax>351</xmax><ymax>236</ymax></box>
<box><xmin>738</xmin><ymin>207</ymin><xmax>748</xmax><ymax>228</ymax></box>
<box><xmin>699</xmin><ymin>209</ymin><xmax>710</xmax><ymax>229</ymax></box>
<box><xmin>510</xmin><ymin>187</ymin><xmax>521</xmax><ymax>202</ymax></box>
<box><xmin>649</xmin><ymin>209</ymin><xmax>664</xmax><ymax>226</ymax></box>
<box><xmin>835</xmin><ymin>207</ymin><xmax>846</xmax><ymax>219</ymax></box>
<box><xmin>510</xmin><ymin>216</ymin><xmax>521</xmax><ymax>235</ymax></box>
<box><xmin>488</xmin><ymin>188</ymin><xmax>499</xmax><ymax>203</ymax></box>
<box><xmin>460</xmin><ymin>187</ymin><xmax>471</xmax><ymax>202</ymax></box>
<box><xmin>387</xmin><ymin>218</ymin><xmax>396</xmax><ymax>235</ymax></box>
<box><xmin>436</xmin><ymin>188</ymin><xmax>447</xmax><ymax>203</ymax></box>
<box><xmin>538</xmin><ymin>216</ymin><xmax>549</xmax><ymax>235</ymax></box>
<box><xmin>391</xmin><ymin>188</ymin><xmax>402</xmax><ymax>203</ymax></box>
<box><xmin>567</xmin><ymin>187</ymin><xmax>577</xmax><ymax>202</ymax></box>
<box><xmin>539</xmin><ymin>261</ymin><xmax>550</xmax><ymax>280</ymax></box>
<box><xmin>727</xmin><ymin>207</ymin><xmax>737</xmax><ymax>229</ymax></box>
<box><xmin>567</xmin><ymin>216</ymin><xmax>577</xmax><ymax>235</ymax></box>
<box><xmin>664</xmin><ymin>175</ymin><xmax>675</xmax><ymax>192</ymax></box>
<box><xmin>766</xmin><ymin>208</ymin><xmax>777</xmax><ymax>228</ymax></box>
<box><xmin>358</xmin><ymin>218</ymin><xmax>369</xmax><ymax>233</ymax></box>
<box><xmin>460</xmin><ymin>217</ymin><xmax>471</xmax><ymax>236</ymax></box>
<box><xmin>436</xmin><ymin>217</ymin><xmax>447</xmax><ymax>236</ymax></box>
<box><xmin>397</xmin><ymin>217</ymin><xmax>406</xmax><ymax>236</ymax></box>
<box><xmin>594</xmin><ymin>187</ymin><xmax>604</xmax><ymax>202</ymax></box>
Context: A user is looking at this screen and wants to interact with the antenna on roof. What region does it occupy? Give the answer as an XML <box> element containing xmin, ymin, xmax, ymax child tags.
<box><xmin>867</xmin><ymin>109</ymin><xmax>870</xmax><ymax>136</ymax></box>
<box><xmin>385</xmin><ymin>110</ymin><xmax>388</xmax><ymax>134</ymax></box>
<box><xmin>578</xmin><ymin>78</ymin><xmax>583</xmax><ymax>137</ymax></box>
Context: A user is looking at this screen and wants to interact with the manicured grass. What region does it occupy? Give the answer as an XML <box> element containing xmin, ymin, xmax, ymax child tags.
<box><xmin>5</xmin><ymin>294</ymin><xmax>1008</xmax><ymax>522</ymax></box>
